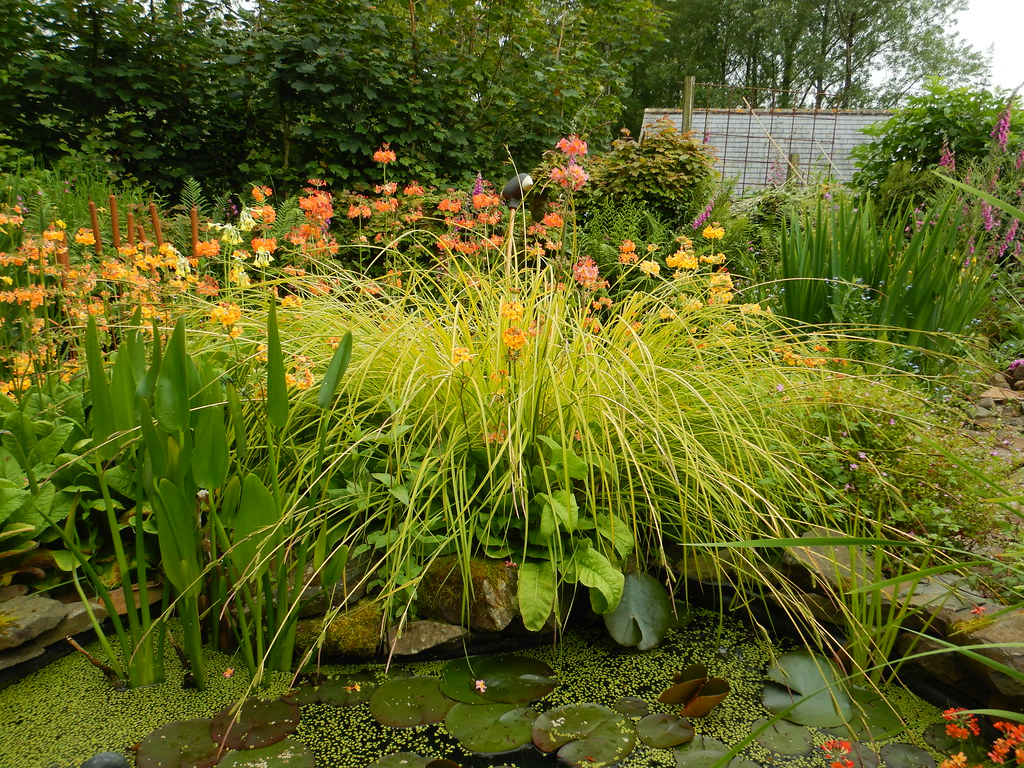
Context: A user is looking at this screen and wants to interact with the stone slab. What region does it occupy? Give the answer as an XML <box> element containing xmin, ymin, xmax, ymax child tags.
<box><xmin>0</xmin><ymin>595</ymin><xmax>68</xmax><ymax>652</ymax></box>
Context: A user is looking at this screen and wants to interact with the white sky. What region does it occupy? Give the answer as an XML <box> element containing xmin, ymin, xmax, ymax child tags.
<box><xmin>956</xmin><ymin>0</ymin><xmax>1024</xmax><ymax>92</ymax></box>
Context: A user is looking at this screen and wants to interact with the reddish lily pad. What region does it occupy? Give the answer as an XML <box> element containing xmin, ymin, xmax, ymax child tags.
<box><xmin>659</xmin><ymin>664</ymin><xmax>730</xmax><ymax>718</ymax></box>
<box><xmin>369</xmin><ymin>676</ymin><xmax>455</xmax><ymax>728</ymax></box>
<box><xmin>444</xmin><ymin>702</ymin><xmax>536</xmax><ymax>754</ymax></box>
<box><xmin>210</xmin><ymin>697</ymin><xmax>300</xmax><ymax>750</ymax></box>
<box><xmin>532</xmin><ymin>703</ymin><xmax>636</xmax><ymax>768</ymax></box>
<box><xmin>136</xmin><ymin>718</ymin><xmax>220</xmax><ymax>768</ymax></box>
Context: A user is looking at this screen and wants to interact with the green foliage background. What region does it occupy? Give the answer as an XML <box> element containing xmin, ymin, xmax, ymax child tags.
<box><xmin>0</xmin><ymin>0</ymin><xmax>662</xmax><ymax>193</ymax></box>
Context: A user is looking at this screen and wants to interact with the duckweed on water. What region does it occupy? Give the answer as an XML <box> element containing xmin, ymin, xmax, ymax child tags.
<box><xmin>0</xmin><ymin>610</ymin><xmax>943</xmax><ymax>768</ymax></box>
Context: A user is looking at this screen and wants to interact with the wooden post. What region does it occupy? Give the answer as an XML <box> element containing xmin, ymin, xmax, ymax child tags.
<box><xmin>88</xmin><ymin>201</ymin><xmax>103</xmax><ymax>255</ymax></box>
<box><xmin>149</xmin><ymin>202</ymin><xmax>164</xmax><ymax>248</ymax></box>
<box><xmin>190</xmin><ymin>206</ymin><xmax>199</xmax><ymax>258</ymax></box>
<box><xmin>681</xmin><ymin>76</ymin><xmax>695</xmax><ymax>133</ymax></box>
<box><xmin>109</xmin><ymin>195</ymin><xmax>121</xmax><ymax>248</ymax></box>
<box><xmin>127</xmin><ymin>208</ymin><xmax>136</xmax><ymax>247</ymax></box>
<box><xmin>787</xmin><ymin>153</ymin><xmax>801</xmax><ymax>182</ymax></box>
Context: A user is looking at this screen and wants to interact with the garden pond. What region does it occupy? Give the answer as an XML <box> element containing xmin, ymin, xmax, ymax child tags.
<box><xmin>0</xmin><ymin>607</ymin><xmax>957</xmax><ymax>768</ymax></box>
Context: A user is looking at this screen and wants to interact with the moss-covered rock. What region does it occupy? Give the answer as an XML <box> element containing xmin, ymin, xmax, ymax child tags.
<box><xmin>417</xmin><ymin>556</ymin><xmax>518</xmax><ymax>632</ymax></box>
<box><xmin>296</xmin><ymin>600</ymin><xmax>383</xmax><ymax>658</ymax></box>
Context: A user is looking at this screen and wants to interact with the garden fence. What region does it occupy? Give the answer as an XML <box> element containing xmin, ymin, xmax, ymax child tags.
<box><xmin>643</xmin><ymin>80</ymin><xmax>891</xmax><ymax>195</ymax></box>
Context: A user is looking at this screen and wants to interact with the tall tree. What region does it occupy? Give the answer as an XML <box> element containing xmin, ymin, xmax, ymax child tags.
<box><xmin>624</xmin><ymin>0</ymin><xmax>989</xmax><ymax>128</ymax></box>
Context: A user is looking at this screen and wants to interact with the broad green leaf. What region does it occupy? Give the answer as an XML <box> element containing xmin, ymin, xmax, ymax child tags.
<box><xmin>110</xmin><ymin>344</ymin><xmax>140</xmax><ymax>433</ymax></box>
<box><xmin>231</xmin><ymin>473</ymin><xmax>280</xmax><ymax>580</ymax></box>
<box><xmin>537</xmin><ymin>489</ymin><xmax>578</xmax><ymax>534</ymax></box>
<box><xmin>537</xmin><ymin>435</ymin><xmax>589</xmax><ymax>480</ymax></box>
<box><xmin>85</xmin><ymin>314</ymin><xmax>115</xmax><ymax>454</ymax></box>
<box><xmin>28</xmin><ymin>420</ymin><xmax>74</xmax><ymax>468</ymax></box>
<box><xmin>317</xmin><ymin>330</ymin><xmax>352</xmax><ymax>409</ymax></box>
<box><xmin>225</xmin><ymin>380</ymin><xmax>248</xmax><ymax>459</ymax></box>
<box><xmin>156</xmin><ymin>477</ymin><xmax>202</xmax><ymax>595</ymax></box>
<box><xmin>603</xmin><ymin>572</ymin><xmax>673</xmax><ymax>650</ymax></box>
<box><xmin>154</xmin><ymin>318</ymin><xmax>191</xmax><ymax>433</ymax></box>
<box><xmin>192</xmin><ymin>406</ymin><xmax>229</xmax><ymax>491</ymax></box>
<box><xmin>518</xmin><ymin>559</ymin><xmax>556</xmax><ymax>631</ymax></box>
<box><xmin>265</xmin><ymin>298</ymin><xmax>289</xmax><ymax>429</ymax></box>
<box><xmin>569</xmin><ymin>544</ymin><xmax>623</xmax><ymax>614</ymax></box>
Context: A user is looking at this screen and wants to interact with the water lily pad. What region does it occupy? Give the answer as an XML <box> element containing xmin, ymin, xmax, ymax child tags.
<box><xmin>677</xmin><ymin>735</ymin><xmax>729</xmax><ymax>752</ymax></box>
<box><xmin>750</xmin><ymin>718</ymin><xmax>813</xmax><ymax>756</ymax></box>
<box><xmin>282</xmin><ymin>680</ymin><xmax>321</xmax><ymax>706</ymax></box>
<box><xmin>879</xmin><ymin>743</ymin><xmax>936</xmax><ymax>768</ymax></box>
<box><xmin>440</xmin><ymin>655</ymin><xmax>556</xmax><ymax>704</ymax></box>
<box><xmin>614</xmin><ymin>697</ymin><xmax>650</xmax><ymax>717</ymax></box>
<box><xmin>674</xmin><ymin>750</ymin><xmax>761</xmax><ymax>768</ymax></box>
<box><xmin>846</xmin><ymin>741</ymin><xmax>881</xmax><ymax>768</ymax></box>
<box><xmin>533</xmin><ymin>703</ymin><xmax>636</xmax><ymax>768</ymax></box>
<box><xmin>659</xmin><ymin>664</ymin><xmax>729</xmax><ymax>718</ymax></box>
<box><xmin>136</xmin><ymin>719</ymin><xmax>220</xmax><ymax>768</ymax></box>
<box><xmin>603</xmin><ymin>572</ymin><xmax>675</xmax><ymax>650</ymax></box>
<box><xmin>218</xmin><ymin>738</ymin><xmax>315</xmax><ymax>768</ymax></box>
<box><xmin>922</xmin><ymin>722</ymin><xmax>959</xmax><ymax>753</ymax></box>
<box><xmin>424</xmin><ymin>761</ymin><xmax>461</xmax><ymax>768</ymax></box>
<box><xmin>841</xmin><ymin>687</ymin><xmax>905</xmax><ymax>741</ymax></box>
<box><xmin>444</xmin><ymin>702</ymin><xmax>536</xmax><ymax>753</ymax></box>
<box><xmin>661</xmin><ymin>664</ymin><xmax>709</xmax><ymax>706</ymax></box>
<box><xmin>370</xmin><ymin>676</ymin><xmax>454</xmax><ymax>727</ymax></box>
<box><xmin>637</xmin><ymin>713</ymin><xmax>695</xmax><ymax>748</ymax></box>
<box><xmin>368</xmin><ymin>753</ymin><xmax>432</xmax><ymax>768</ymax></box>
<box><xmin>762</xmin><ymin>652</ymin><xmax>851</xmax><ymax>728</ymax></box>
<box><xmin>211</xmin><ymin>698</ymin><xmax>300</xmax><ymax>750</ymax></box>
<box><xmin>318</xmin><ymin>671</ymin><xmax>377</xmax><ymax>706</ymax></box>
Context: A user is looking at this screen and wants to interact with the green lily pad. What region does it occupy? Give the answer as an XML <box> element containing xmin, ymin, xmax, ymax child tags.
<box><xmin>846</xmin><ymin>741</ymin><xmax>881</xmax><ymax>768</ymax></box>
<box><xmin>218</xmin><ymin>738</ymin><xmax>315</xmax><ymax>768</ymax></box>
<box><xmin>614</xmin><ymin>697</ymin><xmax>650</xmax><ymax>717</ymax></box>
<box><xmin>674</xmin><ymin>750</ymin><xmax>761</xmax><ymax>768</ymax></box>
<box><xmin>136</xmin><ymin>718</ymin><xmax>220</xmax><ymax>768</ymax></box>
<box><xmin>370</xmin><ymin>676</ymin><xmax>454</xmax><ymax>727</ymax></box>
<box><xmin>603</xmin><ymin>572</ymin><xmax>675</xmax><ymax>650</ymax></box>
<box><xmin>637</xmin><ymin>713</ymin><xmax>695</xmax><ymax>748</ymax></box>
<box><xmin>444</xmin><ymin>702</ymin><xmax>536</xmax><ymax>753</ymax></box>
<box><xmin>318</xmin><ymin>671</ymin><xmax>377</xmax><ymax>706</ymax></box>
<box><xmin>922</xmin><ymin>722</ymin><xmax>959</xmax><ymax>753</ymax></box>
<box><xmin>211</xmin><ymin>698</ymin><xmax>300</xmax><ymax>750</ymax></box>
<box><xmin>424</xmin><ymin>761</ymin><xmax>461</xmax><ymax>768</ymax></box>
<box><xmin>841</xmin><ymin>687</ymin><xmax>905</xmax><ymax>741</ymax></box>
<box><xmin>762</xmin><ymin>652</ymin><xmax>851</xmax><ymax>728</ymax></box>
<box><xmin>750</xmin><ymin>718</ymin><xmax>813</xmax><ymax>756</ymax></box>
<box><xmin>677</xmin><ymin>735</ymin><xmax>729</xmax><ymax>753</ymax></box>
<box><xmin>879</xmin><ymin>743</ymin><xmax>936</xmax><ymax>768</ymax></box>
<box><xmin>440</xmin><ymin>655</ymin><xmax>556</xmax><ymax>704</ymax></box>
<box><xmin>532</xmin><ymin>703</ymin><xmax>636</xmax><ymax>768</ymax></box>
<box><xmin>282</xmin><ymin>680</ymin><xmax>321</xmax><ymax>706</ymax></box>
<box><xmin>367</xmin><ymin>753</ymin><xmax>432</xmax><ymax>768</ymax></box>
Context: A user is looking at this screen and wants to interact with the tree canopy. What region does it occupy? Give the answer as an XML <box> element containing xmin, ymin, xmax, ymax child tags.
<box><xmin>0</xmin><ymin>0</ymin><xmax>992</xmax><ymax>193</ymax></box>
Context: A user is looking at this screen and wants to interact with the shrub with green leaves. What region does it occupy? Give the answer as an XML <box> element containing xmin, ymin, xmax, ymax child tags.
<box><xmin>576</xmin><ymin>118</ymin><xmax>718</xmax><ymax>228</ymax></box>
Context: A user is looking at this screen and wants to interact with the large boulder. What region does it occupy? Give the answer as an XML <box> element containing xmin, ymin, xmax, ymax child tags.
<box><xmin>418</xmin><ymin>556</ymin><xmax>519</xmax><ymax>632</ymax></box>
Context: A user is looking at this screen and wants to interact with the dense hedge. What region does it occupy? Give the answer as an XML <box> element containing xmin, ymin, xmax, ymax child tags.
<box><xmin>0</xmin><ymin>0</ymin><xmax>661</xmax><ymax>194</ymax></box>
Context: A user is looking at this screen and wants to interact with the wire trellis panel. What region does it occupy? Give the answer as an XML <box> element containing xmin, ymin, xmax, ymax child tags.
<box><xmin>643</xmin><ymin>82</ymin><xmax>890</xmax><ymax>195</ymax></box>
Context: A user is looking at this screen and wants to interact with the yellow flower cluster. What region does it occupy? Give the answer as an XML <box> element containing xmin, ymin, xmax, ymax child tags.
<box><xmin>502</xmin><ymin>326</ymin><xmax>527</xmax><ymax>352</ymax></box>
<box><xmin>210</xmin><ymin>302</ymin><xmax>242</xmax><ymax>326</ymax></box>
<box><xmin>501</xmin><ymin>301</ymin><xmax>525</xmax><ymax>322</ymax></box>
<box><xmin>451</xmin><ymin>346</ymin><xmax>474</xmax><ymax>365</ymax></box>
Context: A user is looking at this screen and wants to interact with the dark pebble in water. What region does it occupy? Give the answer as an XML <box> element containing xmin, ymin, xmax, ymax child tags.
<box><xmin>80</xmin><ymin>752</ymin><xmax>130</xmax><ymax>768</ymax></box>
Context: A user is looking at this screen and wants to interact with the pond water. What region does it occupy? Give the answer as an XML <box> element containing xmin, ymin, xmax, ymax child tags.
<box><xmin>0</xmin><ymin>609</ymin><xmax>945</xmax><ymax>768</ymax></box>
